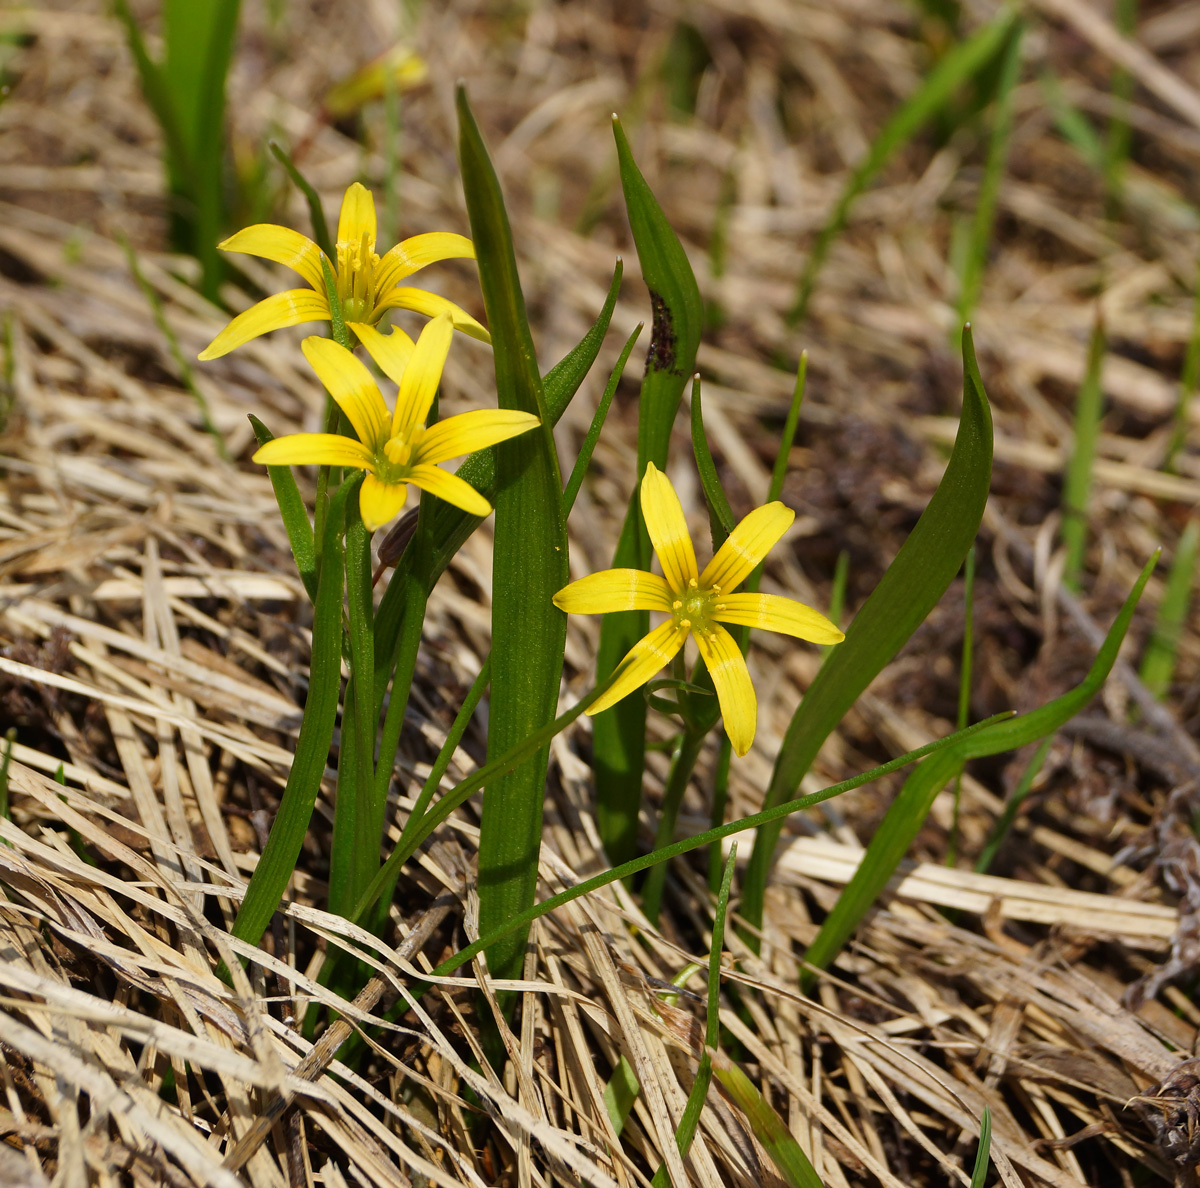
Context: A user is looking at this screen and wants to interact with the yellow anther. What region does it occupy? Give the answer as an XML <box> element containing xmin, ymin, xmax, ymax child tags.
<box><xmin>688</xmin><ymin>577</ymin><xmax>698</xmax><ymax>589</ymax></box>
<box><xmin>712</xmin><ymin>584</ymin><xmax>722</xmax><ymax>595</ymax></box>
<box><xmin>672</xmin><ymin>600</ymin><xmax>683</xmax><ymax>611</ymax></box>
<box><xmin>679</xmin><ymin>619</ymin><xmax>691</xmax><ymax>630</ymax></box>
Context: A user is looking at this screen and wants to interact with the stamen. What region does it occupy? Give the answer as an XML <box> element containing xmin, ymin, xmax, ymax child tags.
<box><xmin>672</xmin><ymin>600</ymin><xmax>683</xmax><ymax>611</ymax></box>
<box><xmin>679</xmin><ymin>619</ymin><xmax>691</xmax><ymax>630</ymax></box>
<box><xmin>688</xmin><ymin>577</ymin><xmax>698</xmax><ymax>588</ymax></box>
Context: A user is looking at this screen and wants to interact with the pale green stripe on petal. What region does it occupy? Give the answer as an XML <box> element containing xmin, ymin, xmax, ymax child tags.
<box><xmin>407</xmin><ymin>463</ymin><xmax>492</xmax><ymax>516</ymax></box>
<box><xmin>375</xmin><ymin>232</ymin><xmax>476</xmax><ymax>294</ymax></box>
<box><xmin>586</xmin><ymin>620</ymin><xmax>688</xmax><ymax>717</ymax></box>
<box><xmin>714</xmin><ymin>592</ymin><xmax>845</xmax><ymax>645</ymax></box>
<box><xmin>350</xmin><ymin>321</ymin><xmax>416</xmax><ymax>387</ymax></box>
<box><xmin>217</xmin><ymin>224</ymin><xmax>326</xmax><ymax>292</ymax></box>
<box><xmin>699</xmin><ymin>502</ymin><xmax>794</xmax><ymax>594</ymax></box>
<box><xmin>393</xmin><ymin>313</ymin><xmax>454</xmax><ymax>435</ymax></box>
<box><xmin>553</xmin><ymin>569</ymin><xmax>673</xmax><ymax>615</ymax></box>
<box><xmin>198</xmin><ymin>290</ymin><xmax>330</xmax><ymax>360</ymax></box>
<box><xmin>252</xmin><ymin>433</ymin><xmax>374</xmax><ymax>469</ymax></box>
<box><xmin>375</xmin><ymin>287</ymin><xmax>491</xmax><ymax>344</ymax></box>
<box><xmin>641</xmin><ymin>462</ymin><xmax>698</xmax><ymax>595</ymax></box>
<box><xmin>695</xmin><ymin>623</ymin><xmax>757</xmax><ymax>757</ymax></box>
<box><xmin>301</xmin><ymin>337</ymin><xmax>390</xmax><ymax>448</ymax></box>
<box><xmin>359</xmin><ymin>473</ymin><xmax>408</xmax><ymax>532</ymax></box>
<box><xmin>417</xmin><ymin>409</ymin><xmax>540</xmax><ymax>465</ymax></box>
<box><xmin>337</xmin><ymin>181</ymin><xmax>377</xmax><ymax>250</ymax></box>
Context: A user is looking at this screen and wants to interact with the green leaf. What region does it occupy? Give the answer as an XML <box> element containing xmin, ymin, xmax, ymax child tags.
<box><xmin>1062</xmin><ymin>315</ymin><xmax>1106</xmax><ymax>590</ymax></box>
<box><xmin>741</xmin><ymin>326</ymin><xmax>994</xmax><ymax>944</ymax></box>
<box><xmin>971</xmin><ymin>1108</ymin><xmax>993</xmax><ymax>1188</ymax></box>
<box><xmin>458</xmin><ymin>85</ymin><xmax>569</xmax><ymax>988</ymax></box>
<box><xmin>593</xmin><ymin>115</ymin><xmax>704</xmax><ymax>865</ymax></box>
<box><xmin>232</xmin><ymin>478</ymin><xmax>354</xmax><ymax>946</ymax></box>
<box><xmin>563</xmin><ymin>321</ymin><xmax>643</xmax><ymax>516</ymax></box>
<box><xmin>544</xmin><ymin>260</ymin><xmax>625</xmax><ymax>412</ymax></box>
<box><xmin>789</xmin><ymin>8</ymin><xmax>1018</xmax><ymax>325</ymax></box>
<box><xmin>800</xmin><ymin>550</ymin><xmax>1158</xmax><ymax>981</ymax></box>
<box><xmin>268</xmin><ymin>140</ymin><xmax>335</xmax><ymax>262</ymax></box>
<box><xmin>248</xmin><ymin>415</ymin><xmax>317</xmax><ymax>602</ymax></box>
<box><xmin>691</xmin><ymin>376</ymin><xmax>736</xmax><ymax>550</ymax></box>
<box><xmin>603</xmin><ymin>1057</ymin><xmax>640</xmax><ymax>1135</ymax></box>
<box><xmin>1140</xmin><ymin>519</ymin><xmax>1198</xmax><ymax>698</ymax></box>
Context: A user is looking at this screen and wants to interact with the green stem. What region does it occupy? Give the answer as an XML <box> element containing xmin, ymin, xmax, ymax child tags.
<box><xmin>641</xmin><ymin>727</ymin><xmax>707</xmax><ymax>925</ymax></box>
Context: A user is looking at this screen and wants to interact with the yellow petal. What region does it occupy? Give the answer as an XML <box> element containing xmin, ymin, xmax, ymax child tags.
<box><xmin>337</xmin><ymin>181</ymin><xmax>377</xmax><ymax>251</ymax></box>
<box><xmin>350</xmin><ymin>321</ymin><xmax>415</xmax><ymax>386</ymax></box>
<box><xmin>393</xmin><ymin>313</ymin><xmax>453</xmax><ymax>435</ymax></box>
<box><xmin>553</xmin><ymin>570</ymin><xmax>673</xmax><ymax>615</ymax></box>
<box><xmin>374</xmin><ymin>287</ymin><xmax>491</xmax><ymax>343</ymax></box>
<box><xmin>417</xmin><ymin>409</ymin><xmax>541</xmax><ymax>465</ymax></box>
<box><xmin>252</xmin><ymin>433</ymin><xmax>374</xmax><ymax>469</ymax></box>
<box><xmin>407</xmin><ymin>464</ymin><xmax>492</xmax><ymax>516</ymax></box>
<box><xmin>375</xmin><ymin>232</ymin><xmax>476</xmax><ymax>295</ymax></box>
<box><xmin>694</xmin><ymin>624</ymin><xmax>756</xmax><ymax>757</ymax></box>
<box><xmin>713</xmin><ymin>593</ymin><xmax>844</xmax><ymax>644</ymax></box>
<box><xmin>359</xmin><ymin>473</ymin><xmax>408</xmax><ymax>531</ymax></box>
<box><xmin>217</xmin><ymin>224</ymin><xmax>325</xmax><ymax>292</ymax></box>
<box><xmin>699</xmin><ymin>502</ymin><xmax>794</xmax><ymax>594</ymax></box>
<box><xmin>198</xmin><ymin>290</ymin><xmax>330</xmax><ymax>360</ymax></box>
<box><xmin>586</xmin><ymin>620</ymin><xmax>688</xmax><ymax>717</ymax></box>
<box><xmin>301</xmin><ymin>337</ymin><xmax>390</xmax><ymax>448</ymax></box>
<box><xmin>640</xmin><ymin>462</ymin><xmax>698</xmax><ymax>595</ymax></box>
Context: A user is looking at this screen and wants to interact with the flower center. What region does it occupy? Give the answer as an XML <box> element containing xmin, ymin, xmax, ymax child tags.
<box><xmin>671</xmin><ymin>579</ymin><xmax>719</xmax><ymax>634</ymax></box>
<box><xmin>335</xmin><ymin>230</ymin><xmax>380</xmax><ymax>323</ymax></box>
<box><xmin>377</xmin><ymin>427</ymin><xmax>425</xmax><ymax>483</ymax></box>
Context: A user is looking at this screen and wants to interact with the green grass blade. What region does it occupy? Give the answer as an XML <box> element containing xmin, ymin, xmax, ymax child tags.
<box><xmin>707</xmin><ymin>731</ymin><xmax>733</xmax><ymax>891</ymax></box>
<box><xmin>458</xmin><ymin>86</ymin><xmax>569</xmax><ymax>988</ymax></box>
<box><xmin>1105</xmin><ymin>0</ymin><xmax>1137</xmax><ymax>206</ymax></box>
<box><xmin>947</xmin><ymin>545</ymin><xmax>976</xmax><ymax>866</ymax></box>
<box><xmin>820</xmin><ymin>549</ymin><xmax>850</xmax><ymax>660</ymax></box>
<box><xmin>0</xmin><ymin>728</ymin><xmax>14</xmax><ymax>826</ymax></box>
<box><xmin>971</xmin><ymin>1108</ymin><xmax>993</xmax><ymax>1187</ymax></box>
<box><xmin>544</xmin><ymin>260</ymin><xmax>625</xmax><ymax>411</ymax></box>
<box><xmin>1167</xmin><ymin>253</ymin><xmax>1200</xmax><ymax>472</ymax></box>
<box><xmin>691</xmin><ymin>376</ymin><xmax>736</xmax><ymax>549</ymax></box>
<box><xmin>232</xmin><ymin>478</ymin><xmax>354</xmax><ymax>946</ymax></box>
<box><xmin>769</xmin><ymin>352</ymin><xmax>808</xmax><ymax>504</ymax></box>
<box><xmin>593</xmin><ymin>116</ymin><xmax>704</xmax><ymax>865</ymax></box>
<box><xmin>789</xmin><ymin>8</ymin><xmax>1018</xmax><ymax>326</ymax></box>
<box><xmin>248</xmin><ymin>415</ymin><xmax>317</xmax><ymax>602</ymax></box>
<box><xmin>563</xmin><ymin>322</ymin><xmax>643</xmax><ymax>516</ymax></box>
<box><xmin>650</xmin><ymin>843</ymin><xmax>737</xmax><ymax>1187</ymax></box>
<box><xmin>1062</xmin><ymin>316</ymin><xmax>1106</xmax><ymax>590</ymax></box>
<box><xmin>1040</xmin><ymin>69</ymin><xmax>1105</xmax><ymax>170</ymax></box>
<box><xmin>603</xmin><ymin>1057</ymin><xmax>640</xmax><ymax>1135</ymax></box>
<box><xmin>957</xmin><ymin>22</ymin><xmax>1024</xmax><ymax>329</ymax></box>
<box><xmin>801</xmin><ymin>551</ymin><xmax>1157</xmax><ymax>982</ymax></box>
<box><xmin>742</xmin><ymin>327</ymin><xmax>994</xmax><ymax>944</ymax></box>
<box><xmin>711</xmin><ymin>1059</ymin><xmax>825</xmax><ymax>1188</ymax></box>
<box><xmin>975</xmin><ymin>735</ymin><xmax>1051</xmax><ymax>874</ymax></box>
<box><xmin>268</xmin><ymin>141</ymin><xmax>335</xmax><ymax>262</ymax></box>
<box><xmin>1140</xmin><ymin>518</ymin><xmax>1199</xmax><ymax>699</ymax></box>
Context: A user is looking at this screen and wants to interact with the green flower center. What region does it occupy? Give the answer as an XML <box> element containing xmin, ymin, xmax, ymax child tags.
<box><xmin>376</xmin><ymin>427</ymin><xmax>425</xmax><ymax>483</ymax></box>
<box><xmin>336</xmin><ymin>231</ymin><xmax>380</xmax><ymax>323</ymax></box>
<box><xmin>671</xmin><ymin>579</ymin><xmax>719</xmax><ymax>634</ymax></box>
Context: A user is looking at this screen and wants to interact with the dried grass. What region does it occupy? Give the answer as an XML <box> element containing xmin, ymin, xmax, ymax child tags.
<box><xmin>2</xmin><ymin>0</ymin><xmax>1200</xmax><ymax>1184</ymax></box>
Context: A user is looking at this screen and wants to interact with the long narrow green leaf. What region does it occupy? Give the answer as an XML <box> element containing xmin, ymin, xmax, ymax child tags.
<box><xmin>248</xmin><ymin>415</ymin><xmax>317</xmax><ymax>602</ymax></box>
<box><xmin>593</xmin><ymin>116</ymin><xmax>703</xmax><ymax>865</ymax></box>
<box><xmin>1140</xmin><ymin>518</ymin><xmax>1199</xmax><ymax>699</ymax></box>
<box><xmin>742</xmin><ymin>327</ymin><xmax>994</xmax><ymax>943</ymax></box>
<box><xmin>974</xmin><ymin>735</ymin><xmax>1051</xmax><ymax>874</ymax></box>
<box><xmin>1167</xmin><ymin>252</ymin><xmax>1200</xmax><ymax>471</ymax></box>
<box><xmin>563</xmin><ymin>322</ymin><xmax>643</xmax><ymax>515</ymax></box>
<box><xmin>268</xmin><ymin>140</ymin><xmax>335</xmax><ymax>262</ymax></box>
<box><xmin>1062</xmin><ymin>316</ymin><xmax>1106</xmax><ymax>590</ymax></box>
<box><xmin>971</xmin><ymin>1108</ymin><xmax>993</xmax><ymax>1188</ymax></box>
<box><xmin>691</xmin><ymin>376</ymin><xmax>736</xmax><ymax>549</ymax></box>
<box><xmin>458</xmin><ymin>86</ymin><xmax>569</xmax><ymax>989</ymax></box>
<box><xmin>789</xmin><ymin>8</ymin><xmax>1018</xmax><ymax>325</ymax></box>
<box><xmin>603</xmin><ymin>1057</ymin><xmax>640</xmax><ymax>1135</ymax></box>
<box><xmin>800</xmin><ymin>550</ymin><xmax>1157</xmax><ymax>981</ymax></box>
<box><xmin>233</xmin><ymin>478</ymin><xmax>354</xmax><ymax>946</ymax></box>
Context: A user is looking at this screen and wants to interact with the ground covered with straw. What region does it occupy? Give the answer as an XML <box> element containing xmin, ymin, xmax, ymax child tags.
<box><xmin>3</xmin><ymin>0</ymin><xmax>1200</xmax><ymax>1185</ymax></box>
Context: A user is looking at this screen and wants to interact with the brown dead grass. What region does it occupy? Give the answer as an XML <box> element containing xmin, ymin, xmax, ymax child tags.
<box><xmin>2</xmin><ymin>0</ymin><xmax>1200</xmax><ymax>1184</ymax></box>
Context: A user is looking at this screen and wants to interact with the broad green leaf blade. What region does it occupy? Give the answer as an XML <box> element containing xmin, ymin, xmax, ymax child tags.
<box><xmin>741</xmin><ymin>327</ymin><xmax>994</xmax><ymax>943</ymax></box>
<box><xmin>712</xmin><ymin>1059</ymin><xmax>825</xmax><ymax>1188</ymax></box>
<box><xmin>563</xmin><ymin>321</ymin><xmax>643</xmax><ymax>516</ymax></box>
<box><xmin>593</xmin><ymin>116</ymin><xmax>704</xmax><ymax>865</ymax></box>
<box><xmin>232</xmin><ymin>479</ymin><xmax>353</xmax><ymax>946</ymax></box>
<box><xmin>269</xmin><ymin>140</ymin><xmax>335</xmax><ymax>262</ymax></box>
<box><xmin>249</xmin><ymin>415</ymin><xmax>317</xmax><ymax>602</ymax></box>
<box><xmin>789</xmin><ymin>8</ymin><xmax>1018</xmax><ymax>325</ymax></box>
<box><xmin>800</xmin><ymin>550</ymin><xmax>1157</xmax><ymax>981</ymax></box>
<box><xmin>458</xmin><ymin>86</ymin><xmax>569</xmax><ymax>987</ymax></box>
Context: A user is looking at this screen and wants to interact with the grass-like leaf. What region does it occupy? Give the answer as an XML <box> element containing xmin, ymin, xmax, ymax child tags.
<box><xmin>593</xmin><ymin>116</ymin><xmax>703</xmax><ymax>865</ymax></box>
<box><xmin>268</xmin><ymin>140</ymin><xmax>334</xmax><ymax>261</ymax></box>
<box><xmin>974</xmin><ymin>735</ymin><xmax>1051</xmax><ymax>874</ymax></box>
<box><xmin>789</xmin><ymin>8</ymin><xmax>1018</xmax><ymax>326</ymax></box>
<box><xmin>248</xmin><ymin>415</ymin><xmax>317</xmax><ymax>602</ymax></box>
<box><xmin>741</xmin><ymin>327</ymin><xmax>994</xmax><ymax>943</ymax></box>
<box><xmin>971</xmin><ymin>1108</ymin><xmax>993</xmax><ymax>1188</ymax></box>
<box><xmin>1062</xmin><ymin>315</ymin><xmax>1106</xmax><ymax>590</ymax></box>
<box><xmin>1140</xmin><ymin>519</ymin><xmax>1198</xmax><ymax>699</ymax></box>
<box><xmin>691</xmin><ymin>376</ymin><xmax>736</xmax><ymax>549</ymax></box>
<box><xmin>800</xmin><ymin>550</ymin><xmax>1158</xmax><ymax>982</ymax></box>
<box><xmin>1168</xmin><ymin>255</ymin><xmax>1200</xmax><ymax>471</ymax></box>
<box><xmin>458</xmin><ymin>85</ymin><xmax>569</xmax><ymax>988</ymax></box>
<box><xmin>232</xmin><ymin>478</ymin><xmax>355</xmax><ymax>946</ymax></box>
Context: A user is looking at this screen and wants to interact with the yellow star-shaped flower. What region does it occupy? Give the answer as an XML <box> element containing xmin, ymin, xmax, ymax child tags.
<box><xmin>199</xmin><ymin>182</ymin><xmax>489</xmax><ymax>360</ymax></box>
<box><xmin>252</xmin><ymin>313</ymin><xmax>539</xmax><ymax>532</ymax></box>
<box><xmin>554</xmin><ymin>462</ymin><xmax>844</xmax><ymax>756</ymax></box>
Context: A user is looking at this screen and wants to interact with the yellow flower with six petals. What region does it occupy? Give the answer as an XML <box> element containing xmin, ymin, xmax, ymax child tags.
<box><xmin>553</xmin><ymin>463</ymin><xmax>844</xmax><ymax>757</ymax></box>
<box><xmin>199</xmin><ymin>182</ymin><xmax>490</xmax><ymax>360</ymax></box>
<box><xmin>252</xmin><ymin>313</ymin><xmax>539</xmax><ymax>532</ymax></box>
